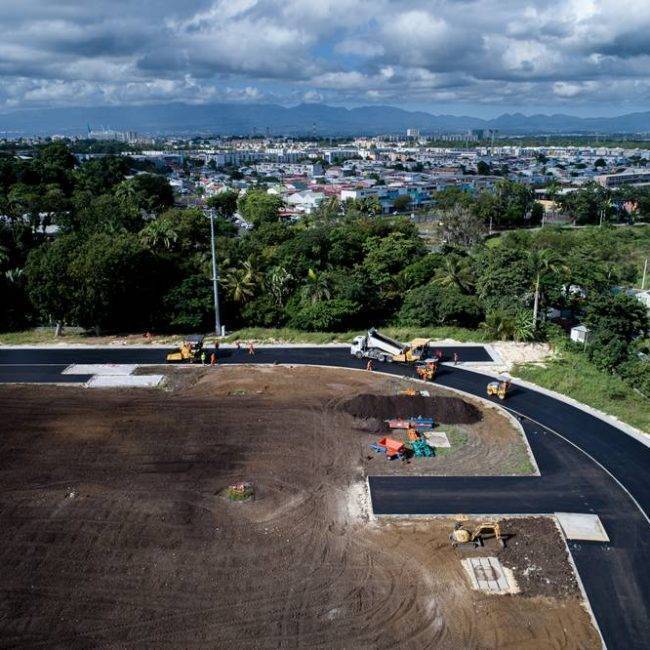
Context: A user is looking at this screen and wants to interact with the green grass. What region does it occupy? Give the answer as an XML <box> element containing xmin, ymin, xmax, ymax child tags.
<box><xmin>0</xmin><ymin>325</ymin><xmax>489</xmax><ymax>346</ymax></box>
<box><xmin>0</xmin><ymin>329</ymin><xmax>89</xmax><ymax>345</ymax></box>
<box><xmin>513</xmin><ymin>351</ymin><xmax>649</xmax><ymax>434</ymax></box>
<box><xmin>433</xmin><ymin>425</ymin><xmax>469</xmax><ymax>457</ymax></box>
<box><xmin>224</xmin><ymin>326</ymin><xmax>489</xmax><ymax>344</ymax></box>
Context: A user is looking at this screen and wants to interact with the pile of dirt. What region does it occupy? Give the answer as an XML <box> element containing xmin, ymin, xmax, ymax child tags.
<box><xmin>341</xmin><ymin>393</ymin><xmax>482</xmax><ymax>425</ymax></box>
<box><xmin>499</xmin><ymin>517</ymin><xmax>580</xmax><ymax>599</ymax></box>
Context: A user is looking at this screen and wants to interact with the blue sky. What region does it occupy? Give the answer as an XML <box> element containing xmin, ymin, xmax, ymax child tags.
<box><xmin>0</xmin><ymin>0</ymin><xmax>648</xmax><ymax>117</ymax></box>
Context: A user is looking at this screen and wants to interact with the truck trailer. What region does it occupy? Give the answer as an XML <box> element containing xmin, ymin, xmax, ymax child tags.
<box><xmin>350</xmin><ymin>328</ymin><xmax>431</xmax><ymax>363</ymax></box>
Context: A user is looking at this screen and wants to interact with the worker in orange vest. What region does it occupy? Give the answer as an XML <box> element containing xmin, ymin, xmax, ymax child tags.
<box><xmin>366</xmin><ymin>359</ymin><xmax>374</xmax><ymax>372</ymax></box>
<box><xmin>210</xmin><ymin>352</ymin><xmax>217</xmax><ymax>366</ymax></box>
<box><xmin>248</xmin><ymin>341</ymin><xmax>255</xmax><ymax>355</ymax></box>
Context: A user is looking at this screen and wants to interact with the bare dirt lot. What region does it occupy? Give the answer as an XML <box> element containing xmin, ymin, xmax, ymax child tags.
<box><xmin>0</xmin><ymin>366</ymin><xmax>597</xmax><ymax>648</ymax></box>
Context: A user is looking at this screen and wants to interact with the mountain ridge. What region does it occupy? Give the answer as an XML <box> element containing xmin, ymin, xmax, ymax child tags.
<box><xmin>0</xmin><ymin>102</ymin><xmax>648</xmax><ymax>136</ymax></box>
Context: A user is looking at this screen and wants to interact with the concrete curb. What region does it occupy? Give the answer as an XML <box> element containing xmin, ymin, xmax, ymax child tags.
<box><xmin>446</xmin><ymin>364</ymin><xmax>649</xmax><ymax>447</ymax></box>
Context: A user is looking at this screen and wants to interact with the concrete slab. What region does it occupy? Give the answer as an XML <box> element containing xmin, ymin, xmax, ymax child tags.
<box><xmin>555</xmin><ymin>513</ymin><xmax>610</xmax><ymax>542</ymax></box>
<box><xmin>462</xmin><ymin>557</ymin><xmax>518</xmax><ymax>594</ymax></box>
<box><xmin>423</xmin><ymin>431</ymin><xmax>451</xmax><ymax>448</ymax></box>
<box><xmin>85</xmin><ymin>375</ymin><xmax>164</xmax><ymax>388</ymax></box>
<box><xmin>63</xmin><ymin>364</ymin><xmax>138</xmax><ymax>376</ymax></box>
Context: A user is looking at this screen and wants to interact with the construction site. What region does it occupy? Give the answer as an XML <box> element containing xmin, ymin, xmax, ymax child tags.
<box><xmin>0</xmin><ymin>363</ymin><xmax>602</xmax><ymax>648</ymax></box>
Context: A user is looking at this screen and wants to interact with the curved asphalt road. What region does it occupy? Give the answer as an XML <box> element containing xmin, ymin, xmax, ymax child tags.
<box><xmin>0</xmin><ymin>345</ymin><xmax>648</xmax><ymax>649</ymax></box>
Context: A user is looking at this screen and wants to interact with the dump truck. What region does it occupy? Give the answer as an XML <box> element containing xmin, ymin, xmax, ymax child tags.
<box><xmin>350</xmin><ymin>328</ymin><xmax>431</xmax><ymax>363</ymax></box>
<box><xmin>166</xmin><ymin>335</ymin><xmax>204</xmax><ymax>363</ymax></box>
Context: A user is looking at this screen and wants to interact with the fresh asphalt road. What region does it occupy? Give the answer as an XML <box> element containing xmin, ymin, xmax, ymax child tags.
<box><xmin>1</xmin><ymin>345</ymin><xmax>648</xmax><ymax>648</ymax></box>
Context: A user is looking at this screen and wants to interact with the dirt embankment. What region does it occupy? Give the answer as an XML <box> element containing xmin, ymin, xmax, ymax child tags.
<box><xmin>340</xmin><ymin>393</ymin><xmax>482</xmax><ymax>436</ymax></box>
<box><xmin>0</xmin><ymin>366</ymin><xmax>596</xmax><ymax>648</ymax></box>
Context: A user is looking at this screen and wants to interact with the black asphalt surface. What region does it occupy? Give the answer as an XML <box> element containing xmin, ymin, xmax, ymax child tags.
<box><xmin>1</xmin><ymin>344</ymin><xmax>648</xmax><ymax>648</ymax></box>
<box><xmin>0</xmin><ymin>364</ymin><xmax>92</xmax><ymax>383</ymax></box>
<box><xmin>0</xmin><ymin>344</ymin><xmax>494</xmax><ymax>366</ymax></box>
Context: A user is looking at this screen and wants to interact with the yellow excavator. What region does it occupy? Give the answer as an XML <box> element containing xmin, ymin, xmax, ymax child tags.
<box><xmin>487</xmin><ymin>374</ymin><xmax>511</xmax><ymax>400</ymax></box>
<box><xmin>415</xmin><ymin>358</ymin><xmax>439</xmax><ymax>382</ymax></box>
<box><xmin>450</xmin><ymin>521</ymin><xmax>506</xmax><ymax>548</ymax></box>
<box><xmin>166</xmin><ymin>335</ymin><xmax>204</xmax><ymax>363</ymax></box>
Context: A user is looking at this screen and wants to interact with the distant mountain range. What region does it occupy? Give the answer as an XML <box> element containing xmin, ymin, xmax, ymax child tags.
<box><xmin>0</xmin><ymin>102</ymin><xmax>649</xmax><ymax>136</ymax></box>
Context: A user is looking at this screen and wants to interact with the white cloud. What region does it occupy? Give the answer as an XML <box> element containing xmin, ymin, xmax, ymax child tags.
<box><xmin>0</xmin><ymin>0</ymin><xmax>649</xmax><ymax>112</ymax></box>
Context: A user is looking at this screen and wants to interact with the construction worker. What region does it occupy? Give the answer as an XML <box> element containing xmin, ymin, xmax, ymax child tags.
<box><xmin>200</xmin><ymin>350</ymin><xmax>207</xmax><ymax>365</ymax></box>
<box><xmin>210</xmin><ymin>352</ymin><xmax>217</xmax><ymax>367</ymax></box>
<box><xmin>235</xmin><ymin>340</ymin><xmax>241</xmax><ymax>352</ymax></box>
<box><xmin>248</xmin><ymin>341</ymin><xmax>255</xmax><ymax>355</ymax></box>
<box><xmin>366</xmin><ymin>359</ymin><xmax>374</xmax><ymax>372</ymax></box>
<box><xmin>453</xmin><ymin>352</ymin><xmax>459</xmax><ymax>365</ymax></box>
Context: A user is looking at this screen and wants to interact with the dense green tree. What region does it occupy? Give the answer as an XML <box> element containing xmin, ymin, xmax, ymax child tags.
<box><xmin>164</xmin><ymin>275</ymin><xmax>214</xmax><ymax>331</ymax></box>
<box><xmin>392</xmin><ymin>194</ymin><xmax>412</xmax><ymax>212</ymax></box>
<box><xmin>238</xmin><ymin>189</ymin><xmax>284</xmax><ymax>227</ymax></box>
<box><xmin>74</xmin><ymin>156</ymin><xmax>132</xmax><ymax>195</ymax></box>
<box><xmin>69</xmin><ymin>232</ymin><xmax>163</xmax><ymax>332</ymax></box>
<box><xmin>476</xmin><ymin>160</ymin><xmax>491</xmax><ymax>175</ymax></box>
<box><xmin>115</xmin><ymin>173</ymin><xmax>174</xmax><ymax>214</ymax></box>
<box><xmin>289</xmin><ymin>298</ymin><xmax>361</xmax><ymax>331</ymax></box>
<box><xmin>397</xmin><ymin>283</ymin><xmax>483</xmax><ymax>328</ymax></box>
<box><xmin>206</xmin><ymin>190</ymin><xmax>239</xmax><ymax>217</ymax></box>
<box><xmin>557</xmin><ymin>183</ymin><xmax>614</xmax><ymax>225</ymax></box>
<box><xmin>583</xmin><ymin>293</ymin><xmax>648</xmax><ymax>344</ymax></box>
<box><xmin>25</xmin><ymin>234</ymin><xmax>79</xmax><ymax>333</ymax></box>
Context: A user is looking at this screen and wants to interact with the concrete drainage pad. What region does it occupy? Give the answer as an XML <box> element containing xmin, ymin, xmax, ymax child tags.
<box><xmin>462</xmin><ymin>557</ymin><xmax>518</xmax><ymax>594</ymax></box>
<box><xmin>555</xmin><ymin>513</ymin><xmax>610</xmax><ymax>542</ymax></box>
<box><xmin>85</xmin><ymin>374</ymin><xmax>164</xmax><ymax>388</ymax></box>
<box><xmin>423</xmin><ymin>431</ymin><xmax>451</xmax><ymax>448</ymax></box>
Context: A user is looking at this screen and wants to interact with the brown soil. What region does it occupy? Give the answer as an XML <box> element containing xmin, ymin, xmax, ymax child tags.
<box><xmin>0</xmin><ymin>366</ymin><xmax>597</xmax><ymax>648</ymax></box>
<box><xmin>342</xmin><ymin>393</ymin><xmax>482</xmax><ymax>425</ymax></box>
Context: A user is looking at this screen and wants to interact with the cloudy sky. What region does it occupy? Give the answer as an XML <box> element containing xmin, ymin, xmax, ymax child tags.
<box><xmin>0</xmin><ymin>0</ymin><xmax>649</xmax><ymax>116</ymax></box>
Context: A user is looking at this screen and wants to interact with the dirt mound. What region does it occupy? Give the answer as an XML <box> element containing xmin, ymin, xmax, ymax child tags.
<box><xmin>341</xmin><ymin>393</ymin><xmax>482</xmax><ymax>425</ymax></box>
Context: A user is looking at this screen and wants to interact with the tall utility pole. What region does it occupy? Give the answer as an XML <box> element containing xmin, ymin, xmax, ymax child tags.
<box><xmin>208</xmin><ymin>209</ymin><xmax>221</xmax><ymax>336</ymax></box>
<box><xmin>642</xmin><ymin>258</ymin><xmax>648</xmax><ymax>291</ymax></box>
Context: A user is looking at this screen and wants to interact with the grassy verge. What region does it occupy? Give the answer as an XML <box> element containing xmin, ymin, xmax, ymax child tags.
<box><xmin>512</xmin><ymin>351</ymin><xmax>649</xmax><ymax>434</ymax></box>
<box><xmin>0</xmin><ymin>325</ymin><xmax>489</xmax><ymax>346</ymax></box>
<box><xmin>224</xmin><ymin>326</ymin><xmax>490</xmax><ymax>344</ymax></box>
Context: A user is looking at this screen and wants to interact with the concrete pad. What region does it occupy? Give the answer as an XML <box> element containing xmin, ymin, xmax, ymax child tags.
<box><xmin>63</xmin><ymin>364</ymin><xmax>138</xmax><ymax>376</ymax></box>
<box><xmin>555</xmin><ymin>513</ymin><xmax>610</xmax><ymax>542</ymax></box>
<box><xmin>462</xmin><ymin>557</ymin><xmax>518</xmax><ymax>594</ymax></box>
<box><xmin>85</xmin><ymin>375</ymin><xmax>164</xmax><ymax>388</ymax></box>
<box><xmin>423</xmin><ymin>431</ymin><xmax>451</xmax><ymax>448</ymax></box>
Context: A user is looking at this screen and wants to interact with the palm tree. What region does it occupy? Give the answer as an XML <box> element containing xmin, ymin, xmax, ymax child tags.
<box><xmin>435</xmin><ymin>254</ymin><xmax>474</xmax><ymax>294</ymax></box>
<box><xmin>115</xmin><ymin>180</ymin><xmax>140</xmax><ymax>210</ymax></box>
<box><xmin>140</xmin><ymin>219</ymin><xmax>179</xmax><ymax>251</ymax></box>
<box><xmin>221</xmin><ymin>260</ymin><xmax>262</xmax><ymax>304</ymax></box>
<box><xmin>267</xmin><ymin>266</ymin><xmax>293</xmax><ymax>307</ymax></box>
<box><xmin>301</xmin><ymin>268</ymin><xmax>331</xmax><ymax>304</ymax></box>
<box><xmin>530</xmin><ymin>249</ymin><xmax>565</xmax><ymax>329</ymax></box>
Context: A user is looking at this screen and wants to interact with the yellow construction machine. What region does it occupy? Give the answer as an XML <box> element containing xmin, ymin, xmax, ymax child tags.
<box><xmin>394</xmin><ymin>338</ymin><xmax>432</xmax><ymax>363</ymax></box>
<box><xmin>487</xmin><ymin>374</ymin><xmax>511</xmax><ymax>400</ymax></box>
<box><xmin>450</xmin><ymin>520</ymin><xmax>506</xmax><ymax>548</ymax></box>
<box><xmin>166</xmin><ymin>335</ymin><xmax>204</xmax><ymax>363</ymax></box>
<box><xmin>415</xmin><ymin>358</ymin><xmax>439</xmax><ymax>382</ymax></box>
